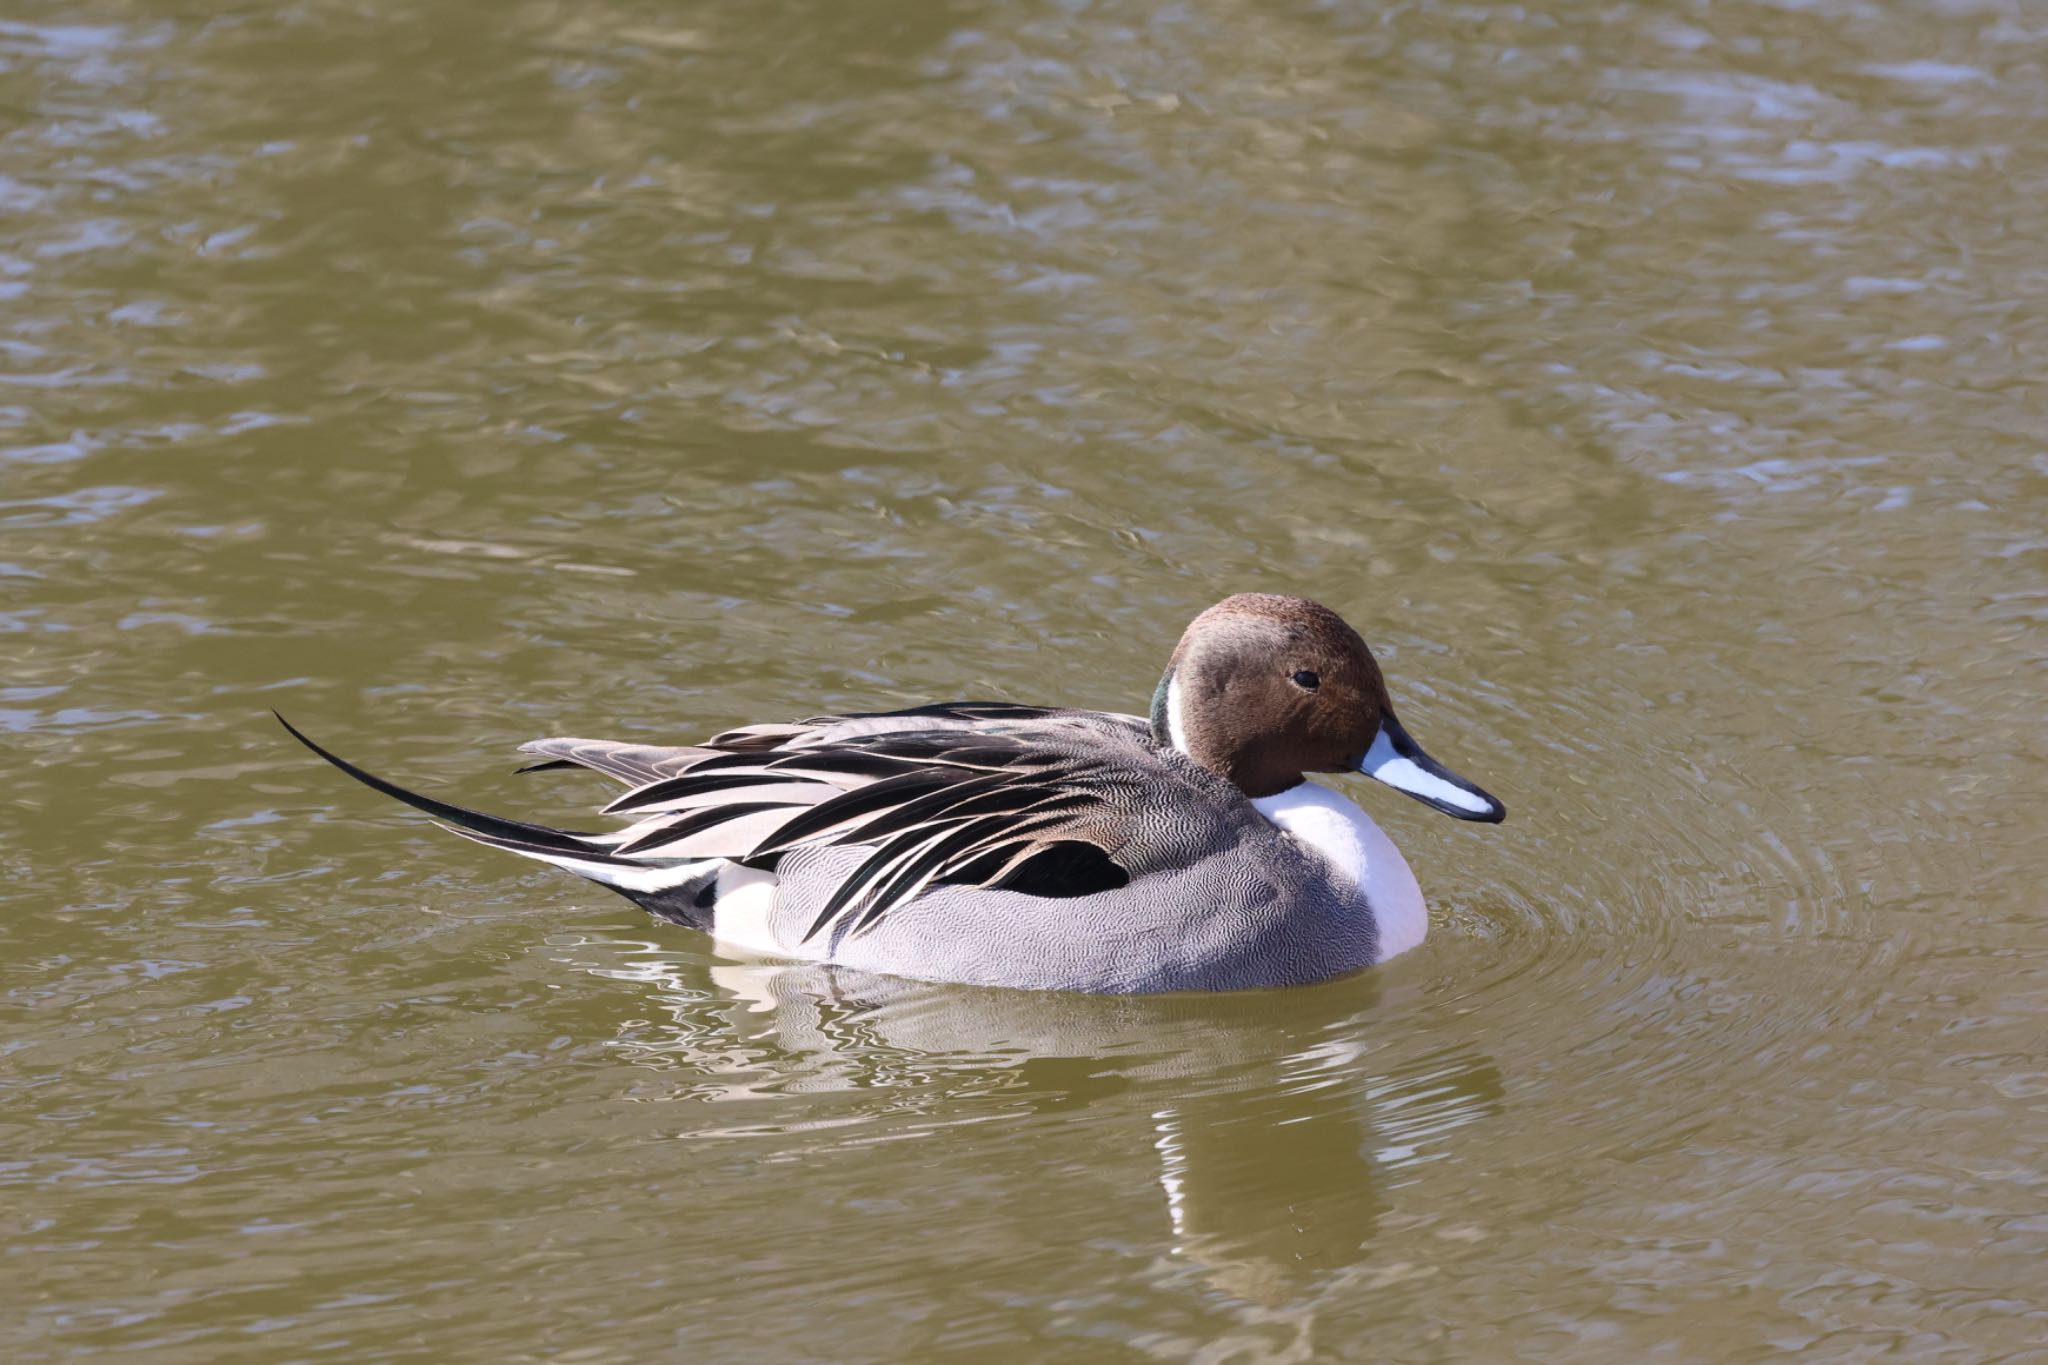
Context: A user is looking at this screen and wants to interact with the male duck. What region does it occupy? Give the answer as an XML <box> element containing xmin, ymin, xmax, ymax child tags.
<box><xmin>283</xmin><ymin>593</ymin><xmax>1504</xmax><ymax>993</ymax></box>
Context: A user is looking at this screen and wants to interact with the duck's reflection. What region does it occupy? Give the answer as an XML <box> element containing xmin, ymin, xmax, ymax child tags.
<box><xmin>561</xmin><ymin>938</ymin><xmax>1504</xmax><ymax>1302</ymax></box>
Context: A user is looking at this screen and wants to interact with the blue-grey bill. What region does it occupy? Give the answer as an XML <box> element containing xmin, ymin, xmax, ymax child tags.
<box><xmin>1360</xmin><ymin>715</ymin><xmax>1506</xmax><ymax>823</ymax></box>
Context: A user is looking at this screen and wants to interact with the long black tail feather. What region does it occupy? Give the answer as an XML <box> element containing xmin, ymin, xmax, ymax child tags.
<box><xmin>276</xmin><ymin>712</ymin><xmax>725</xmax><ymax>930</ymax></box>
<box><xmin>274</xmin><ymin>711</ymin><xmax>606</xmax><ymax>857</ymax></box>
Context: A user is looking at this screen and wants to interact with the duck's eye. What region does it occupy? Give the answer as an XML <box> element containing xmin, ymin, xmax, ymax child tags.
<box><xmin>1292</xmin><ymin>670</ymin><xmax>1320</xmax><ymax>691</ymax></box>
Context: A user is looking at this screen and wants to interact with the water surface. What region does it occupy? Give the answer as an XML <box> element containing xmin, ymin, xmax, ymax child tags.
<box><xmin>5</xmin><ymin>0</ymin><xmax>2047</xmax><ymax>1358</ymax></box>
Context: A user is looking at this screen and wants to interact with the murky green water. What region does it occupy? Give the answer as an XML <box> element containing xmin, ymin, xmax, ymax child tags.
<box><xmin>6</xmin><ymin>0</ymin><xmax>2047</xmax><ymax>1358</ymax></box>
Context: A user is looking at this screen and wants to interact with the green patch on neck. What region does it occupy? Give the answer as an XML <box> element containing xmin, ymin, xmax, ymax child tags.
<box><xmin>1148</xmin><ymin>669</ymin><xmax>1173</xmax><ymax>743</ymax></box>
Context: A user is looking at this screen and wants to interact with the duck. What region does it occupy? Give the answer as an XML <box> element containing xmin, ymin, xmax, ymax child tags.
<box><xmin>280</xmin><ymin>593</ymin><xmax>1505</xmax><ymax>993</ymax></box>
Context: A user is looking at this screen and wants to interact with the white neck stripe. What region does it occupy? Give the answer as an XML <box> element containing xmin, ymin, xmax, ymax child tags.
<box><xmin>1165</xmin><ymin>674</ymin><xmax>1191</xmax><ymax>755</ymax></box>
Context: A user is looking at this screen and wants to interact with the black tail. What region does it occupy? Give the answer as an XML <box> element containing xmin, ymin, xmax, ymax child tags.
<box><xmin>273</xmin><ymin>711</ymin><xmax>612</xmax><ymax>854</ymax></box>
<box><xmin>275</xmin><ymin>712</ymin><xmax>721</xmax><ymax>927</ymax></box>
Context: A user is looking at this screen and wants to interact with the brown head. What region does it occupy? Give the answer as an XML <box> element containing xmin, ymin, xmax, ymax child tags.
<box><xmin>1149</xmin><ymin>593</ymin><xmax>1505</xmax><ymax>820</ymax></box>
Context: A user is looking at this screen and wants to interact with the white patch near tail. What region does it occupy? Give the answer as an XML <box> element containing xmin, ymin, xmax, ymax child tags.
<box><xmin>710</xmin><ymin>863</ymin><xmax>790</xmax><ymax>957</ymax></box>
<box><xmin>482</xmin><ymin>832</ymin><xmax>793</xmax><ymax>958</ymax></box>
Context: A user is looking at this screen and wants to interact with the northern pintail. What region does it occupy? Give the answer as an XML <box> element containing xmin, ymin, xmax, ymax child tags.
<box><xmin>282</xmin><ymin>593</ymin><xmax>1505</xmax><ymax>992</ymax></box>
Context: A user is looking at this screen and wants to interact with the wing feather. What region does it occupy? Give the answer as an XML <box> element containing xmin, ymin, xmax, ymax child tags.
<box><xmin>516</xmin><ymin>738</ymin><xmax>719</xmax><ymax>787</ymax></box>
<box><xmin>622</xmin><ymin>805</ymin><xmax>810</xmax><ymax>860</ymax></box>
<box><xmin>837</xmin><ymin>813</ymin><xmax>1072</xmax><ymax>942</ymax></box>
<box><xmin>513</xmin><ymin>705</ymin><xmax>1158</xmax><ymax>937</ymax></box>
<box><xmin>604</xmin><ymin>769</ymin><xmax>831</xmax><ymax>816</ymax></box>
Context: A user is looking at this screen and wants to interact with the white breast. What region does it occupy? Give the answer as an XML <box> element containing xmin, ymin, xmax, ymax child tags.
<box><xmin>1251</xmin><ymin>780</ymin><xmax>1428</xmax><ymax>962</ymax></box>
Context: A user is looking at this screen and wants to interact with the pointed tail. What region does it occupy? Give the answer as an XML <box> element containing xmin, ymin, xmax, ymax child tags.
<box><xmin>274</xmin><ymin>712</ymin><xmax>719</xmax><ymax>926</ymax></box>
